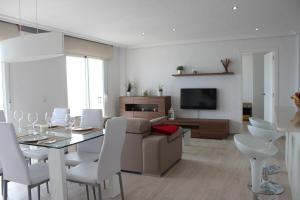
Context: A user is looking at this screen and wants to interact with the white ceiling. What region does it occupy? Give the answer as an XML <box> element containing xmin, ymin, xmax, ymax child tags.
<box><xmin>0</xmin><ymin>0</ymin><xmax>299</xmax><ymax>47</ymax></box>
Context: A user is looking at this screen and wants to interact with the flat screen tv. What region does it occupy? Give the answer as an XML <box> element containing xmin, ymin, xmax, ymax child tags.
<box><xmin>180</xmin><ymin>88</ymin><xmax>217</xmax><ymax>110</ymax></box>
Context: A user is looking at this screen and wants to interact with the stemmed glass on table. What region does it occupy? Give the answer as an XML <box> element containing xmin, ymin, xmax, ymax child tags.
<box><xmin>44</xmin><ymin>112</ymin><xmax>52</xmax><ymax>128</ymax></box>
<box><xmin>27</xmin><ymin>112</ymin><xmax>38</xmax><ymax>133</ymax></box>
<box><xmin>65</xmin><ymin>114</ymin><xmax>75</xmax><ymax>131</ymax></box>
<box><xmin>14</xmin><ymin>110</ymin><xmax>24</xmax><ymax>133</ymax></box>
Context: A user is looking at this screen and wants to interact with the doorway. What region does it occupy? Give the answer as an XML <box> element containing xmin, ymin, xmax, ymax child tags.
<box><xmin>241</xmin><ymin>51</ymin><xmax>275</xmax><ymax>124</ymax></box>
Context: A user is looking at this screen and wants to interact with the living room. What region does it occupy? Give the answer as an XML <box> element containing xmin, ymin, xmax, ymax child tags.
<box><xmin>0</xmin><ymin>0</ymin><xmax>300</xmax><ymax>200</ymax></box>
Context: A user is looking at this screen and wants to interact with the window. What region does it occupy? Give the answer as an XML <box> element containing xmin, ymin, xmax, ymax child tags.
<box><xmin>66</xmin><ymin>56</ymin><xmax>104</xmax><ymax>116</ymax></box>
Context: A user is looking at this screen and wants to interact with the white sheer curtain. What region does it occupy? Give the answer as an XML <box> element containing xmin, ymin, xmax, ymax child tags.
<box><xmin>66</xmin><ymin>56</ymin><xmax>104</xmax><ymax>116</ymax></box>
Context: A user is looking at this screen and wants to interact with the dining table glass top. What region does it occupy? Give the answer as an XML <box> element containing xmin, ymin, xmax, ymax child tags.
<box><xmin>17</xmin><ymin>126</ymin><xmax>104</xmax><ymax>149</ymax></box>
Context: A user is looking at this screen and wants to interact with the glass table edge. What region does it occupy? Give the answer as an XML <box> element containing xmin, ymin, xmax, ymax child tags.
<box><xmin>18</xmin><ymin>132</ymin><xmax>104</xmax><ymax>149</ymax></box>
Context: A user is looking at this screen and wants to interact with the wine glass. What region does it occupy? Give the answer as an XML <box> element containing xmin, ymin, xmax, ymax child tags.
<box><xmin>65</xmin><ymin>114</ymin><xmax>74</xmax><ymax>130</ymax></box>
<box><xmin>14</xmin><ymin>110</ymin><xmax>23</xmax><ymax>133</ymax></box>
<box><xmin>45</xmin><ymin>112</ymin><xmax>52</xmax><ymax>128</ymax></box>
<box><xmin>33</xmin><ymin>112</ymin><xmax>38</xmax><ymax>129</ymax></box>
<box><xmin>28</xmin><ymin>113</ymin><xmax>38</xmax><ymax>131</ymax></box>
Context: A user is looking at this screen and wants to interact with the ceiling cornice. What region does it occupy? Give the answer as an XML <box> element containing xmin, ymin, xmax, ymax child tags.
<box><xmin>128</xmin><ymin>32</ymin><xmax>296</xmax><ymax>49</ymax></box>
<box><xmin>0</xmin><ymin>14</ymin><xmax>128</xmax><ymax>48</ymax></box>
<box><xmin>0</xmin><ymin>14</ymin><xmax>297</xmax><ymax>51</ymax></box>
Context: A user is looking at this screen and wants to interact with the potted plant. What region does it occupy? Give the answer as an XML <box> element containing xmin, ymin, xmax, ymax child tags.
<box><xmin>176</xmin><ymin>66</ymin><xmax>184</xmax><ymax>74</ymax></box>
<box><xmin>126</xmin><ymin>81</ymin><xmax>134</xmax><ymax>96</ymax></box>
<box><xmin>158</xmin><ymin>84</ymin><xmax>163</xmax><ymax>96</ymax></box>
<box><xmin>143</xmin><ymin>90</ymin><xmax>149</xmax><ymax>97</ymax></box>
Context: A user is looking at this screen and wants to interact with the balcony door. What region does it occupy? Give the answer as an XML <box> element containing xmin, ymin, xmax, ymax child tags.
<box><xmin>66</xmin><ymin>56</ymin><xmax>104</xmax><ymax>116</ymax></box>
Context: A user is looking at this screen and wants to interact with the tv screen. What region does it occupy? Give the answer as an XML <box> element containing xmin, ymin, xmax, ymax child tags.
<box><xmin>180</xmin><ymin>88</ymin><xmax>217</xmax><ymax>110</ymax></box>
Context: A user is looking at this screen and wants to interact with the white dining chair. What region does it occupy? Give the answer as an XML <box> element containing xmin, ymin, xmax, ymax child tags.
<box><xmin>0</xmin><ymin>123</ymin><xmax>49</xmax><ymax>200</ymax></box>
<box><xmin>51</xmin><ymin>107</ymin><xmax>70</xmax><ymax>127</ymax></box>
<box><xmin>66</xmin><ymin>117</ymin><xmax>127</xmax><ymax>200</ymax></box>
<box><xmin>65</xmin><ymin>109</ymin><xmax>104</xmax><ymax>167</ymax></box>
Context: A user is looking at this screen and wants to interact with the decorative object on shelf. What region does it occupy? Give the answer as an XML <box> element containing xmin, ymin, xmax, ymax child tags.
<box><xmin>143</xmin><ymin>90</ymin><xmax>149</xmax><ymax>96</ymax></box>
<box><xmin>153</xmin><ymin>108</ymin><xmax>157</xmax><ymax>112</ymax></box>
<box><xmin>176</xmin><ymin>66</ymin><xmax>184</xmax><ymax>74</ymax></box>
<box><xmin>193</xmin><ymin>70</ymin><xmax>198</xmax><ymax>74</ymax></box>
<box><xmin>126</xmin><ymin>81</ymin><xmax>134</xmax><ymax>96</ymax></box>
<box><xmin>221</xmin><ymin>58</ymin><xmax>231</xmax><ymax>73</ymax></box>
<box><xmin>168</xmin><ymin>107</ymin><xmax>175</xmax><ymax>120</ymax></box>
<box><xmin>158</xmin><ymin>84</ymin><xmax>163</xmax><ymax>96</ymax></box>
<box><xmin>291</xmin><ymin>92</ymin><xmax>300</xmax><ymax>109</ymax></box>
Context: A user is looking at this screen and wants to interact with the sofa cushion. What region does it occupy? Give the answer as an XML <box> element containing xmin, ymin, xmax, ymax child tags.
<box><xmin>151</xmin><ymin>124</ymin><xmax>179</xmax><ymax>135</ymax></box>
<box><xmin>152</xmin><ymin>126</ymin><xmax>182</xmax><ymax>143</ymax></box>
<box><xmin>126</xmin><ymin>118</ymin><xmax>151</xmax><ymax>134</ymax></box>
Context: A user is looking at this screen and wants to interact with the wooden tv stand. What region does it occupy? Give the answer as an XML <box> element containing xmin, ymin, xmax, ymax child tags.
<box><xmin>165</xmin><ymin>118</ymin><xmax>229</xmax><ymax>139</ymax></box>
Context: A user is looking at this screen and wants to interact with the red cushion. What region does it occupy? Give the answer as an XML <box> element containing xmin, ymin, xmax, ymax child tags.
<box><xmin>152</xmin><ymin>124</ymin><xmax>179</xmax><ymax>135</ymax></box>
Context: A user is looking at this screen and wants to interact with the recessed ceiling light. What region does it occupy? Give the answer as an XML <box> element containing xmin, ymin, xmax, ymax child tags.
<box><xmin>233</xmin><ymin>6</ymin><xmax>238</xmax><ymax>10</ymax></box>
<box><xmin>172</xmin><ymin>28</ymin><xmax>176</xmax><ymax>32</ymax></box>
<box><xmin>255</xmin><ymin>27</ymin><xmax>259</xmax><ymax>31</ymax></box>
<box><xmin>141</xmin><ymin>32</ymin><xmax>145</xmax><ymax>36</ymax></box>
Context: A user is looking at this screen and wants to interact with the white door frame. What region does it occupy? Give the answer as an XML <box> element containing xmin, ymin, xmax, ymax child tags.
<box><xmin>240</xmin><ymin>48</ymin><xmax>279</xmax><ymax>128</ymax></box>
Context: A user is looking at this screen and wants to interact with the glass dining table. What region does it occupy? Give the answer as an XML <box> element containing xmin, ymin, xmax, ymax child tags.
<box><xmin>17</xmin><ymin>126</ymin><xmax>105</xmax><ymax>200</ymax></box>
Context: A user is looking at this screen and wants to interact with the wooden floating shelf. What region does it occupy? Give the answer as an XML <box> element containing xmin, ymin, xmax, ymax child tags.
<box><xmin>172</xmin><ymin>72</ymin><xmax>234</xmax><ymax>77</ymax></box>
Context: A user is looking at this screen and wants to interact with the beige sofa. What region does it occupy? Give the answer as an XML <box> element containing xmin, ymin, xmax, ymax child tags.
<box><xmin>121</xmin><ymin>117</ymin><xmax>182</xmax><ymax>176</ymax></box>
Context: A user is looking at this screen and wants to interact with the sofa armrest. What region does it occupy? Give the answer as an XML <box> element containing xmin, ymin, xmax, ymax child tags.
<box><xmin>142</xmin><ymin>133</ymin><xmax>182</xmax><ymax>176</ymax></box>
<box><xmin>142</xmin><ymin>135</ymin><xmax>167</xmax><ymax>176</ymax></box>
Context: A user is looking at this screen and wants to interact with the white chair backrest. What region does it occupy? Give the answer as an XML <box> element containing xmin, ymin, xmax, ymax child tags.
<box><xmin>77</xmin><ymin>109</ymin><xmax>104</xmax><ymax>153</ymax></box>
<box><xmin>0</xmin><ymin>123</ymin><xmax>30</xmax><ymax>185</ymax></box>
<box><xmin>0</xmin><ymin>110</ymin><xmax>6</xmax><ymax>122</ymax></box>
<box><xmin>97</xmin><ymin>117</ymin><xmax>127</xmax><ymax>182</ymax></box>
<box><xmin>80</xmin><ymin>109</ymin><xmax>103</xmax><ymax>129</ymax></box>
<box><xmin>248</xmin><ymin>125</ymin><xmax>282</xmax><ymax>142</ymax></box>
<box><xmin>51</xmin><ymin>108</ymin><xmax>70</xmax><ymax>126</ymax></box>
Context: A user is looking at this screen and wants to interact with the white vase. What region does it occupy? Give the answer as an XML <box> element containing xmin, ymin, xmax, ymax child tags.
<box><xmin>177</xmin><ymin>70</ymin><xmax>183</xmax><ymax>74</ymax></box>
<box><xmin>126</xmin><ymin>91</ymin><xmax>131</xmax><ymax>96</ymax></box>
<box><xmin>158</xmin><ymin>91</ymin><xmax>163</xmax><ymax>96</ymax></box>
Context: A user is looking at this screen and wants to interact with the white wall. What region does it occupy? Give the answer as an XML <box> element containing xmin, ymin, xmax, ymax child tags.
<box><xmin>8</xmin><ymin>56</ymin><xmax>68</xmax><ymax>125</ymax></box>
<box><xmin>8</xmin><ymin>49</ymin><xmax>123</xmax><ymax>123</ymax></box>
<box><xmin>125</xmin><ymin>35</ymin><xmax>298</xmax><ymax>133</ymax></box>
<box><xmin>242</xmin><ymin>53</ymin><xmax>253</xmax><ymax>103</ymax></box>
<box><xmin>105</xmin><ymin>47</ymin><xmax>125</xmax><ymax>117</ymax></box>
<box><xmin>252</xmin><ymin>53</ymin><xmax>265</xmax><ymax>119</ymax></box>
